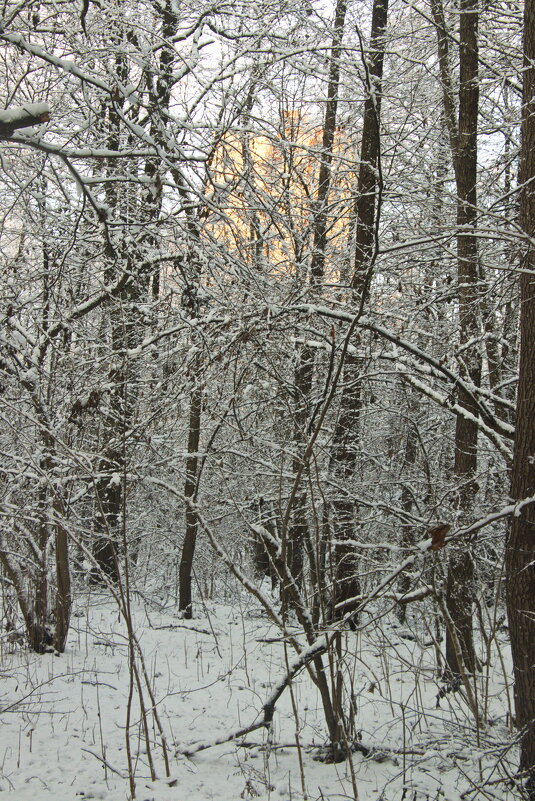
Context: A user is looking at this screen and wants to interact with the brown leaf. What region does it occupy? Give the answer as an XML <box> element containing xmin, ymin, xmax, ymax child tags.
<box><xmin>429</xmin><ymin>523</ymin><xmax>451</xmax><ymax>551</ymax></box>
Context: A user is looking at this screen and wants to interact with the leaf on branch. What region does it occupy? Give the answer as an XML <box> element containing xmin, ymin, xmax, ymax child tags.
<box><xmin>429</xmin><ymin>523</ymin><xmax>451</xmax><ymax>551</ymax></box>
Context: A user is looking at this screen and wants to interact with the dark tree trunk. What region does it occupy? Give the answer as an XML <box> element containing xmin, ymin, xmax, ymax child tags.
<box><xmin>288</xmin><ymin>344</ymin><xmax>315</xmax><ymax>589</ymax></box>
<box><xmin>179</xmin><ymin>370</ymin><xmax>202</xmax><ymax>618</ymax></box>
<box><xmin>331</xmin><ymin>353</ymin><xmax>363</xmax><ymax>622</ymax></box>
<box><xmin>331</xmin><ymin>0</ymin><xmax>388</xmax><ymax>622</ymax></box>
<box><xmin>54</xmin><ymin>497</ymin><xmax>71</xmax><ymax>653</ymax></box>
<box><xmin>446</xmin><ymin>0</ymin><xmax>480</xmax><ymax>676</ymax></box>
<box><xmin>287</xmin><ymin>0</ymin><xmax>348</xmax><ymax>594</ymax></box>
<box><xmin>350</xmin><ymin>0</ymin><xmax>389</xmax><ymax>297</ymax></box>
<box><xmin>252</xmin><ymin>498</ymin><xmax>279</xmax><ymax>590</ymax></box>
<box><xmin>432</xmin><ymin>0</ymin><xmax>480</xmax><ymax>675</ymax></box>
<box><xmin>92</xmin><ymin>6</ymin><xmax>178</xmax><ymax>580</ymax></box>
<box><xmin>397</xmin><ymin>407</ymin><xmax>418</xmax><ymax>623</ymax></box>
<box><xmin>506</xmin><ymin>0</ymin><xmax>535</xmax><ymax>792</ymax></box>
<box><xmin>91</xmin><ymin>43</ymin><xmax>128</xmax><ymax>582</ymax></box>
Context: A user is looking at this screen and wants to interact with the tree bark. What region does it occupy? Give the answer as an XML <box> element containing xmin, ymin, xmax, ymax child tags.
<box><xmin>432</xmin><ymin>0</ymin><xmax>480</xmax><ymax>675</ymax></box>
<box><xmin>287</xmin><ymin>0</ymin><xmax>348</xmax><ymax>594</ymax></box>
<box><xmin>54</xmin><ymin>496</ymin><xmax>71</xmax><ymax>653</ymax></box>
<box><xmin>93</xmin><ymin>5</ymin><xmax>178</xmax><ymax>580</ymax></box>
<box><xmin>179</xmin><ymin>367</ymin><xmax>202</xmax><ymax>618</ymax></box>
<box><xmin>506</xmin><ymin>0</ymin><xmax>535</xmax><ymax>791</ymax></box>
<box><xmin>331</xmin><ymin>0</ymin><xmax>388</xmax><ymax>622</ymax></box>
<box><xmin>396</xmin><ymin>405</ymin><xmax>418</xmax><ymax>623</ymax></box>
<box><xmin>0</xmin><ymin>102</ymin><xmax>49</xmax><ymax>137</ymax></box>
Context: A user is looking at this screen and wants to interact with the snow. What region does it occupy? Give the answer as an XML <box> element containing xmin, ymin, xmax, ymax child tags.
<box><xmin>0</xmin><ymin>103</ymin><xmax>49</xmax><ymax>128</ymax></box>
<box><xmin>0</xmin><ymin>592</ymin><xmax>519</xmax><ymax>801</ymax></box>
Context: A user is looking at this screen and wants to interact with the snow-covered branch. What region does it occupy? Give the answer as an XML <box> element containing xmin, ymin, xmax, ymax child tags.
<box><xmin>0</xmin><ymin>102</ymin><xmax>49</xmax><ymax>136</ymax></box>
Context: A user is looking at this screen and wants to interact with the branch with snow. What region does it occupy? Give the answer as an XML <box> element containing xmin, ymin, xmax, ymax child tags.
<box><xmin>0</xmin><ymin>103</ymin><xmax>49</xmax><ymax>137</ymax></box>
<box><xmin>175</xmin><ymin>493</ymin><xmax>535</xmax><ymax>759</ymax></box>
<box><xmin>285</xmin><ymin>303</ymin><xmax>514</xmax><ymax>442</ymax></box>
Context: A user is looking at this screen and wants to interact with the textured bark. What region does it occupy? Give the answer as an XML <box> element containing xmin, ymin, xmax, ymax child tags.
<box><xmin>331</xmin><ymin>353</ymin><xmax>362</xmax><ymax>623</ymax></box>
<box><xmin>35</xmin><ymin>481</ymin><xmax>50</xmax><ymax>646</ymax></box>
<box><xmin>446</xmin><ymin>0</ymin><xmax>480</xmax><ymax>676</ymax></box>
<box><xmin>0</xmin><ymin>552</ymin><xmax>52</xmax><ymax>654</ymax></box>
<box><xmin>0</xmin><ymin>102</ymin><xmax>50</xmax><ymax>136</ymax></box>
<box><xmin>310</xmin><ymin>0</ymin><xmax>348</xmax><ymax>286</ymax></box>
<box><xmin>289</xmin><ymin>344</ymin><xmax>315</xmax><ymax>587</ymax></box>
<box><xmin>91</xmin><ymin>41</ymin><xmax>128</xmax><ymax>581</ymax></box>
<box><xmin>350</xmin><ymin>0</ymin><xmax>389</xmax><ymax>297</ymax></box>
<box><xmin>176</xmin><ymin>195</ymin><xmax>204</xmax><ymax>615</ymax></box>
<box><xmin>143</xmin><ymin>0</ymin><xmax>179</xmax><ymax>298</ymax></box>
<box><xmin>252</xmin><ymin>498</ymin><xmax>279</xmax><ymax>589</ymax></box>
<box><xmin>92</xmin><ymin>426</ymin><xmax>123</xmax><ymax>584</ymax></box>
<box><xmin>506</xmin><ymin>0</ymin><xmax>535</xmax><ymax>791</ymax></box>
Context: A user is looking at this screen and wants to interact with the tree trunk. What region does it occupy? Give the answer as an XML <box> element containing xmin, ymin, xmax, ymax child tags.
<box><xmin>331</xmin><ymin>0</ymin><xmax>389</xmax><ymax>621</ymax></box>
<box><xmin>92</xmin><ymin>5</ymin><xmax>178</xmax><ymax>579</ymax></box>
<box><xmin>287</xmin><ymin>0</ymin><xmax>348</xmax><ymax>595</ymax></box>
<box><xmin>446</xmin><ymin>0</ymin><xmax>480</xmax><ymax>676</ymax></box>
<box><xmin>331</xmin><ymin>352</ymin><xmax>362</xmax><ymax>622</ymax></box>
<box><xmin>179</xmin><ymin>368</ymin><xmax>202</xmax><ymax>618</ymax></box>
<box><xmin>506</xmin><ymin>0</ymin><xmax>535</xmax><ymax>791</ymax></box>
<box><xmin>91</xmin><ymin>41</ymin><xmax>129</xmax><ymax>581</ymax></box>
<box><xmin>288</xmin><ymin>344</ymin><xmax>315</xmax><ymax>589</ymax></box>
<box><xmin>432</xmin><ymin>0</ymin><xmax>480</xmax><ymax>675</ymax></box>
<box><xmin>397</xmin><ymin>405</ymin><xmax>418</xmax><ymax>623</ymax></box>
<box><xmin>54</xmin><ymin>497</ymin><xmax>71</xmax><ymax>653</ymax></box>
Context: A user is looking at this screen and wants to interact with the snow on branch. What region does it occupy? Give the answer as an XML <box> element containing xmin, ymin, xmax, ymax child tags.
<box><xmin>286</xmin><ymin>303</ymin><xmax>514</xmax><ymax>441</ymax></box>
<box><xmin>0</xmin><ymin>102</ymin><xmax>50</xmax><ymax>137</ymax></box>
<box><xmin>1</xmin><ymin>32</ymin><xmax>110</xmax><ymax>93</ymax></box>
<box><xmin>175</xmin><ymin>493</ymin><xmax>535</xmax><ymax>759</ymax></box>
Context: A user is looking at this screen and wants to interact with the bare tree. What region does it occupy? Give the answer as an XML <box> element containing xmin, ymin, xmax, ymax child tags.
<box><xmin>330</xmin><ymin>0</ymin><xmax>389</xmax><ymax>622</ymax></box>
<box><xmin>432</xmin><ymin>0</ymin><xmax>481</xmax><ymax>675</ymax></box>
<box><xmin>506</xmin><ymin>0</ymin><xmax>535</xmax><ymax>790</ymax></box>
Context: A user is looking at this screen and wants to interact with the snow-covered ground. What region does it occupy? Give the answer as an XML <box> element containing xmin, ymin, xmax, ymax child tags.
<box><xmin>0</xmin><ymin>591</ymin><xmax>519</xmax><ymax>800</ymax></box>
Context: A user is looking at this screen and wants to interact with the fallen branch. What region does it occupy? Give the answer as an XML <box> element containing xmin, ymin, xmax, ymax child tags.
<box><xmin>81</xmin><ymin>748</ymin><xmax>127</xmax><ymax>778</ymax></box>
<box><xmin>152</xmin><ymin>623</ymin><xmax>213</xmax><ymax>636</ymax></box>
<box><xmin>177</xmin><ymin>720</ymin><xmax>269</xmax><ymax>757</ymax></box>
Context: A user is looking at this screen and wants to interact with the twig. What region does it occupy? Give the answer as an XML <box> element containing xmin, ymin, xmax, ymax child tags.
<box><xmin>81</xmin><ymin>748</ymin><xmax>127</xmax><ymax>778</ymax></box>
<box><xmin>152</xmin><ymin>623</ymin><xmax>213</xmax><ymax>636</ymax></box>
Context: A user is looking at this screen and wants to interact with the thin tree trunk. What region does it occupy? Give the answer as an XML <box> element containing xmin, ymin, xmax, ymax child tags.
<box><xmin>432</xmin><ymin>0</ymin><xmax>480</xmax><ymax>675</ymax></box>
<box><xmin>287</xmin><ymin>0</ymin><xmax>348</xmax><ymax>594</ymax></box>
<box><xmin>330</xmin><ymin>353</ymin><xmax>362</xmax><ymax>622</ymax></box>
<box><xmin>288</xmin><ymin>346</ymin><xmax>315</xmax><ymax>588</ymax></box>
<box><xmin>331</xmin><ymin>0</ymin><xmax>389</xmax><ymax>621</ymax></box>
<box><xmin>179</xmin><ymin>368</ymin><xmax>202</xmax><ymax>618</ymax></box>
<box><xmin>506</xmin><ymin>0</ymin><xmax>535</xmax><ymax>791</ymax></box>
<box><xmin>397</xmin><ymin>406</ymin><xmax>418</xmax><ymax>623</ymax></box>
<box><xmin>54</xmin><ymin>496</ymin><xmax>71</xmax><ymax>653</ymax></box>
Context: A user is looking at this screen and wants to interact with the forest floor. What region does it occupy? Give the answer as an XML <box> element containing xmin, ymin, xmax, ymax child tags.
<box><xmin>0</xmin><ymin>589</ymin><xmax>520</xmax><ymax>801</ymax></box>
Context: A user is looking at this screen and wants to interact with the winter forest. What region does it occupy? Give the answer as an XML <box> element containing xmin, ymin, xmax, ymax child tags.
<box><xmin>0</xmin><ymin>0</ymin><xmax>534</xmax><ymax>798</ymax></box>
